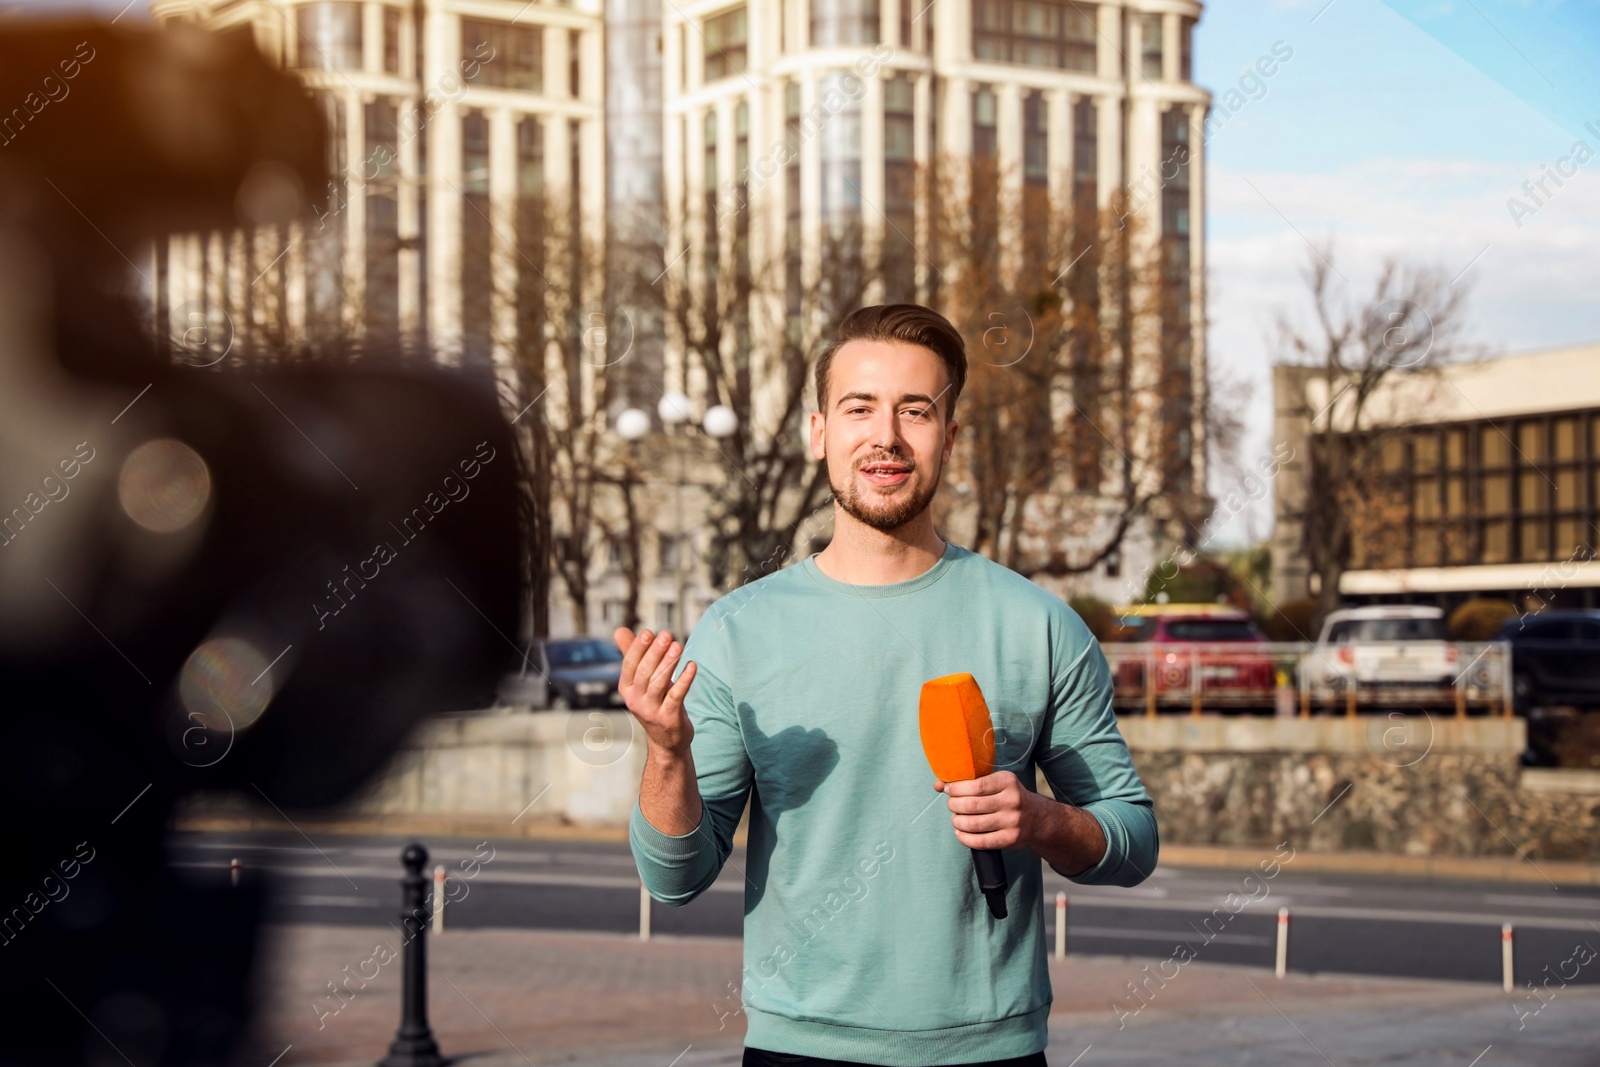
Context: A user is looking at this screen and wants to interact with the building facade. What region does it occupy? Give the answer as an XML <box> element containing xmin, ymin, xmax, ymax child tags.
<box><xmin>149</xmin><ymin>0</ymin><xmax>606</xmax><ymax>373</ymax></box>
<box><xmin>1272</xmin><ymin>345</ymin><xmax>1600</xmax><ymax>612</ymax></box>
<box><xmin>662</xmin><ymin>0</ymin><xmax>1212</xmax><ymax>608</ymax></box>
<box><xmin>151</xmin><ymin>0</ymin><xmax>1212</xmax><ymax>635</ymax></box>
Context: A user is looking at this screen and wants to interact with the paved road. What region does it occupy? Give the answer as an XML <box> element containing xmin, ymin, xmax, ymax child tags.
<box><xmin>169</xmin><ymin>831</ymin><xmax>1600</xmax><ymax>990</ymax></box>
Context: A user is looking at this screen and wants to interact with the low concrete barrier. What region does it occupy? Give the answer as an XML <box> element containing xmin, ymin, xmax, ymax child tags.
<box><xmin>343</xmin><ymin>710</ymin><xmax>645</xmax><ymax>826</ymax></box>
<box><xmin>181</xmin><ymin>711</ymin><xmax>1599</xmax><ymax>869</ymax></box>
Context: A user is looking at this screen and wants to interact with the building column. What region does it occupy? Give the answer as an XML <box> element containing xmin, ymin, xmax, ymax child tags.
<box><xmin>912</xmin><ymin>72</ymin><xmax>933</xmax><ymax>301</ymax></box>
<box><xmin>1096</xmin><ymin>90</ymin><xmax>1121</xmax><ymax>208</ymax></box>
<box><xmin>424</xmin><ymin>6</ymin><xmax>461</xmax><ymax>366</ymax></box>
<box><xmin>1095</xmin><ymin>2</ymin><xmax>1119</xmax><ymax>80</ymax></box>
<box><xmin>342</xmin><ymin>91</ymin><xmax>367</xmax><ymax>349</ymax></box>
<box><xmin>1047</xmin><ymin>86</ymin><xmax>1070</xmax><ymax>209</ymax></box>
<box><xmin>862</xmin><ymin>71</ymin><xmax>886</xmax><ymax>305</ymax></box>
<box><xmin>396</xmin><ymin>93</ymin><xmax>421</xmax><ymax>355</ymax></box>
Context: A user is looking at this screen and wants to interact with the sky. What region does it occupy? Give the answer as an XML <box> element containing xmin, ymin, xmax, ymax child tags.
<box><xmin>5</xmin><ymin>0</ymin><xmax>1597</xmax><ymax>546</ymax></box>
<box><xmin>1193</xmin><ymin>0</ymin><xmax>1600</xmax><ymax>543</ymax></box>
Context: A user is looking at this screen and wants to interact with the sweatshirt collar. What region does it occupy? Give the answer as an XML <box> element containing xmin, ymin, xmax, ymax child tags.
<box><xmin>801</xmin><ymin>541</ymin><xmax>961</xmax><ymax>598</ymax></box>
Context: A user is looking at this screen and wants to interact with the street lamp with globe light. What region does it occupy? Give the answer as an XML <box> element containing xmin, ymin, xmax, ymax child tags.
<box><xmin>610</xmin><ymin>398</ymin><xmax>737</xmax><ymax>633</ymax></box>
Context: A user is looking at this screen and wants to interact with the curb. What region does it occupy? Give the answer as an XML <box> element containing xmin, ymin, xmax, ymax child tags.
<box><xmin>174</xmin><ymin>813</ymin><xmax>1600</xmax><ymax>885</ymax></box>
<box><xmin>174</xmin><ymin>811</ymin><xmax>634</xmax><ymax>844</ymax></box>
<box><xmin>1158</xmin><ymin>844</ymin><xmax>1600</xmax><ymax>886</ymax></box>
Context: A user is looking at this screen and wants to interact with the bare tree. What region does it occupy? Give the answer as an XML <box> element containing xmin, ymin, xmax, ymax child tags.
<box><xmin>1276</xmin><ymin>245</ymin><xmax>1474</xmax><ymax>624</ymax></box>
<box><xmin>931</xmin><ymin>156</ymin><xmax>1208</xmax><ymax>582</ymax></box>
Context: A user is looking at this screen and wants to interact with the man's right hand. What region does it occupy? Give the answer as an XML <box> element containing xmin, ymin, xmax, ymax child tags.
<box><xmin>613</xmin><ymin>627</ymin><xmax>698</xmax><ymax>757</ymax></box>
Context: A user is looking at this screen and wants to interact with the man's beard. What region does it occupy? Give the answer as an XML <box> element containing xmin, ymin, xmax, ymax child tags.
<box><xmin>829</xmin><ymin>456</ymin><xmax>942</xmax><ymax>532</ymax></box>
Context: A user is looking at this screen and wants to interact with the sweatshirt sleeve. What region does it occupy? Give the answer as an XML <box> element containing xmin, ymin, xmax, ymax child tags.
<box><xmin>629</xmin><ymin>634</ymin><xmax>753</xmax><ymax>906</ymax></box>
<box><xmin>1034</xmin><ymin>619</ymin><xmax>1159</xmax><ymax>888</ymax></box>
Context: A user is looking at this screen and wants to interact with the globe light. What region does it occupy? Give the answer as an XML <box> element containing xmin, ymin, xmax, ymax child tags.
<box><xmin>703</xmin><ymin>404</ymin><xmax>739</xmax><ymax>439</ymax></box>
<box><xmin>616</xmin><ymin>407</ymin><xmax>651</xmax><ymax>441</ymax></box>
<box><xmin>658</xmin><ymin>392</ymin><xmax>692</xmax><ymax>426</ymax></box>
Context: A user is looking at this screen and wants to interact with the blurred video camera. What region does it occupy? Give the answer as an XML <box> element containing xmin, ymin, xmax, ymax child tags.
<box><xmin>0</xmin><ymin>19</ymin><xmax>521</xmax><ymax>1065</ymax></box>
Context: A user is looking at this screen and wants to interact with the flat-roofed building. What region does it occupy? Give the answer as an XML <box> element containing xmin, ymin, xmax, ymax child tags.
<box><xmin>1272</xmin><ymin>344</ymin><xmax>1600</xmax><ymax>611</ymax></box>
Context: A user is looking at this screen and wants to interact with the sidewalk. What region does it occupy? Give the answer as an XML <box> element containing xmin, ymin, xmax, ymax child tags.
<box><xmin>249</xmin><ymin>924</ymin><xmax>1599</xmax><ymax>1067</ymax></box>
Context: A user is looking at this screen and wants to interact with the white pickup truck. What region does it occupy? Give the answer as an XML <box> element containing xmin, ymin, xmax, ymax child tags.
<box><xmin>1300</xmin><ymin>606</ymin><xmax>1459</xmax><ymax>692</ymax></box>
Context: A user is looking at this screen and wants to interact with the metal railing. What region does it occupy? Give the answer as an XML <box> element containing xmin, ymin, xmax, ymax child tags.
<box><xmin>1101</xmin><ymin>641</ymin><xmax>1515</xmax><ymax>717</ymax></box>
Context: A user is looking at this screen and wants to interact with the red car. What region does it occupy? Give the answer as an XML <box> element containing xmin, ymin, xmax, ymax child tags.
<box><xmin>1112</xmin><ymin>611</ymin><xmax>1277</xmax><ymax>708</ymax></box>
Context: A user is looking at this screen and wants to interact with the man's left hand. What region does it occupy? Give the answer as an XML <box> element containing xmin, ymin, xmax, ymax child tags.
<box><xmin>936</xmin><ymin>771</ymin><xmax>1109</xmax><ymax>877</ymax></box>
<box><xmin>936</xmin><ymin>771</ymin><xmax>1042</xmax><ymax>851</ymax></box>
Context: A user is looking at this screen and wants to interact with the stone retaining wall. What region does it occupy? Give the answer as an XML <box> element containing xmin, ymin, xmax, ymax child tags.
<box><xmin>208</xmin><ymin>712</ymin><xmax>1599</xmax><ymax>865</ymax></box>
<box><xmin>1119</xmin><ymin>718</ymin><xmax>1600</xmax><ymax>863</ymax></box>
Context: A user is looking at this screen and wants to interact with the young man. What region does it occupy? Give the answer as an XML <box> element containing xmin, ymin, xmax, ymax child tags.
<box><xmin>616</xmin><ymin>304</ymin><xmax>1157</xmax><ymax>1067</ymax></box>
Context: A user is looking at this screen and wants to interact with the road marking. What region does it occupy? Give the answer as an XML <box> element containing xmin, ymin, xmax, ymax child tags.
<box><xmin>1069</xmin><ymin>925</ymin><xmax>1272</xmax><ymax>947</ymax></box>
<box><xmin>288</xmin><ymin>895</ymin><xmax>382</xmax><ymax>907</ymax></box>
<box><xmin>1483</xmin><ymin>894</ymin><xmax>1600</xmax><ymax>910</ymax></box>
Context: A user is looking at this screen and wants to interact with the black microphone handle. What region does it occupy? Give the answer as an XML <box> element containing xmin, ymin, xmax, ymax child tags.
<box><xmin>970</xmin><ymin>848</ymin><xmax>1009</xmax><ymax>919</ymax></box>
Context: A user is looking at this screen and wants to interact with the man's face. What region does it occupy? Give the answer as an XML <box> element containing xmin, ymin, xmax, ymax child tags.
<box><xmin>809</xmin><ymin>339</ymin><xmax>959</xmax><ymax>533</ymax></box>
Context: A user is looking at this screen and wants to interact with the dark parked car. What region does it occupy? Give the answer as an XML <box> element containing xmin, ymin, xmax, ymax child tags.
<box><xmin>498</xmin><ymin>637</ymin><xmax>626</xmax><ymax>710</ymax></box>
<box><xmin>1497</xmin><ymin>610</ymin><xmax>1600</xmax><ymax>711</ymax></box>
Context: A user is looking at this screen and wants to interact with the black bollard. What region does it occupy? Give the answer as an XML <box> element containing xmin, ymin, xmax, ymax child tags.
<box><xmin>378</xmin><ymin>843</ymin><xmax>446</xmax><ymax>1067</ymax></box>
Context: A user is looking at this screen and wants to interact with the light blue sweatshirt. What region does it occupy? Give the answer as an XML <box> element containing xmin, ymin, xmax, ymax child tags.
<box><xmin>629</xmin><ymin>543</ymin><xmax>1158</xmax><ymax>1065</ymax></box>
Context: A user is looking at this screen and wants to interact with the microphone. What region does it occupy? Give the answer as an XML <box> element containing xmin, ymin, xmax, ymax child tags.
<box><xmin>919</xmin><ymin>672</ymin><xmax>1009</xmax><ymax>920</ymax></box>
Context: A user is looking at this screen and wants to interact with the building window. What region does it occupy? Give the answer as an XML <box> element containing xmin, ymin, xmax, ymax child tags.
<box><xmin>1023</xmin><ymin>92</ymin><xmax>1048</xmax><ymax>185</ymax></box>
<box><xmin>365</xmin><ymin>98</ymin><xmax>400</xmax><ymax>350</ymax></box>
<box><xmin>364</xmin><ymin>100</ymin><xmax>399</xmax><ymax>181</ymax></box>
<box><xmin>569</xmin><ymin>29</ymin><xmax>582</xmax><ymax>97</ymax></box>
<box><xmin>1160</xmin><ymin>108</ymin><xmax>1191</xmax><ymax>238</ymax></box>
<box><xmin>518</xmin><ymin>116</ymin><xmax>545</xmax><ymax>198</ymax></box>
<box><xmin>704</xmin><ymin>108</ymin><xmax>720</xmax><ymax>285</ymax></box>
<box><xmin>735</xmin><ymin>99</ymin><xmax>751</xmax><ymax>294</ymax></box>
<box><xmin>657</xmin><ymin>600</ymin><xmax>679</xmax><ymax>631</ymax></box>
<box><xmin>972</xmin><ymin>86</ymin><xmax>997</xmax><ymax>158</ymax></box>
<box><xmin>516</xmin><ymin>116</ymin><xmax>546</xmax><ymax>388</ymax></box>
<box><xmin>819</xmin><ymin>70</ymin><xmax>864</xmax><ymax>220</ymax></box>
<box><xmin>602</xmin><ymin>599</ymin><xmax>628</xmax><ymax>627</ymax></box>
<box><xmin>1140</xmin><ymin>14</ymin><xmax>1163</xmax><ymax>79</ymax></box>
<box><xmin>1073</xmin><ymin>95</ymin><xmax>1097</xmax><ymax>206</ymax></box>
<box><xmin>884</xmin><ymin>77</ymin><xmax>916</xmax><ymax>302</ymax></box>
<box><xmin>1022</xmin><ymin>92</ymin><xmax>1048</xmax><ymax>268</ymax></box>
<box><xmin>704</xmin><ymin>6</ymin><xmax>748</xmax><ymax>83</ymax></box>
<box><xmin>366</xmin><ymin>190</ymin><xmax>399</xmax><ymax>349</ymax></box>
<box><xmin>900</xmin><ymin>0</ymin><xmax>913</xmax><ymax>48</ymax></box>
<box><xmin>659</xmin><ymin>534</ymin><xmax>681</xmax><ymax>570</ymax></box>
<box><xmin>383</xmin><ymin>6</ymin><xmax>402</xmax><ymax>74</ymax></box>
<box><xmin>812</xmin><ymin>0</ymin><xmax>880</xmax><ymax>46</ymax></box>
<box><xmin>462</xmin><ymin>18</ymin><xmax>543</xmax><ymax>92</ymax></box>
<box><xmin>461</xmin><ymin>110</ymin><xmax>492</xmax><ymax>368</ymax></box>
<box><xmin>462</xmin><ymin>111</ymin><xmax>490</xmax><ymax>195</ymax></box>
<box><xmin>296</xmin><ymin>2</ymin><xmax>362</xmax><ymax>71</ymax></box>
<box><xmin>1344</xmin><ymin>414</ymin><xmax>1600</xmax><ymax>571</ymax></box>
<box><xmin>1179</xmin><ymin>16</ymin><xmax>1195</xmax><ymax>80</ymax></box>
<box><xmin>973</xmin><ymin>0</ymin><xmax>1096</xmax><ymax>73</ymax></box>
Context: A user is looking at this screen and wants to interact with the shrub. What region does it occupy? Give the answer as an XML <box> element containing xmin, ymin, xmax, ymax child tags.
<box><xmin>1261</xmin><ymin>596</ymin><xmax>1319</xmax><ymax>642</ymax></box>
<box><xmin>1069</xmin><ymin>596</ymin><xmax>1122</xmax><ymax>643</ymax></box>
<box><xmin>1448</xmin><ymin>598</ymin><xmax>1520</xmax><ymax>640</ymax></box>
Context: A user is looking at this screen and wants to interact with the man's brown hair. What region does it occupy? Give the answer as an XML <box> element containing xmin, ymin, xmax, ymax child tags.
<box><xmin>814</xmin><ymin>304</ymin><xmax>968</xmax><ymax>423</ymax></box>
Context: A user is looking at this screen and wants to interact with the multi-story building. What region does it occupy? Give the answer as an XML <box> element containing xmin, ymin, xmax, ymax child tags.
<box><xmin>1272</xmin><ymin>345</ymin><xmax>1600</xmax><ymax>611</ymax></box>
<box><xmin>149</xmin><ymin>0</ymin><xmax>605</xmax><ymax>372</ymax></box>
<box><xmin>662</xmin><ymin>0</ymin><xmax>1211</xmax><ymax>607</ymax></box>
<box><xmin>150</xmin><ymin>0</ymin><xmax>1212</xmax><ymax>634</ymax></box>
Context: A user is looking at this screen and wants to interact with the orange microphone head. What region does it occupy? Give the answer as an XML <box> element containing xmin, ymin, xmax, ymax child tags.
<box><xmin>919</xmin><ymin>673</ymin><xmax>995</xmax><ymax>782</ymax></box>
